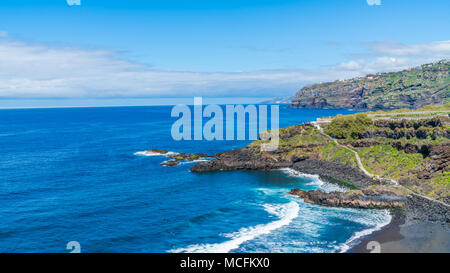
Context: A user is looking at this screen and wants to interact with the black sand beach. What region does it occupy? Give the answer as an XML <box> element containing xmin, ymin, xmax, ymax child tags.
<box><xmin>349</xmin><ymin>214</ymin><xmax>450</xmax><ymax>253</ymax></box>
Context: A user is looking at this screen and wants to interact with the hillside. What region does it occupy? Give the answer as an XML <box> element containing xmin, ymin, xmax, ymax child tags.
<box><xmin>290</xmin><ymin>60</ymin><xmax>450</xmax><ymax>110</ymax></box>
<box><xmin>321</xmin><ymin>106</ymin><xmax>450</xmax><ymax>202</ymax></box>
<box><xmin>192</xmin><ymin>104</ymin><xmax>450</xmax><ymax>206</ymax></box>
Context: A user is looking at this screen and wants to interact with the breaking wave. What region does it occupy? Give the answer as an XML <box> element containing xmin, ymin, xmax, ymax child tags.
<box><xmin>169</xmin><ymin>201</ymin><xmax>300</xmax><ymax>253</ymax></box>
<box><xmin>279</xmin><ymin>168</ymin><xmax>345</xmax><ymax>192</ymax></box>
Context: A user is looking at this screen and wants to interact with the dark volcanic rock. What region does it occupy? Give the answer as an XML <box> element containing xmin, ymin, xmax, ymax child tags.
<box><xmin>362</xmin><ymin>125</ymin><xmax>449</xmax><ymax>140</ymax></box>
<box><xmin>373</xmin><ymin>117</ymin><xmax>443</xmax><ymax>129</ymax></box>
<box><xmin>417</xmin><ymin>143</ymin><xmax>450</xmax><ymax>179</ymax></box>
<box><xmin>191</xmin><ymin>149</ymin><xmax>291</xmax><ymax>172</ymax></box>
<box><xmin>349</xmin><ymin>139</ymin><xmax>432</xmax><ymax>157</ymax></box>
<box><xmin>160</xmin><ymin>160</ymin><xmax>179</xmax><ymax>167</ymax></box>
<box><xmin>147</xmin><ymin>149</ymin><xmax>169</xmax><ymax>154</ymax></box>
<box><xmin>191</xmin><ymin>147</ymin><xmax>375</xmax><ymax>190</ymax></box>
<box><xmin>140</xmin><ymin>150</ymin><xmax>217</xmax><ymax>167</ymax></box>
<box><xmin>292</xmin><ymin>159</ymin><xmax>372</xmax><ymax>188</ymax></box>
<box><xmin>289</xmin><ymin>189</ymin><xmax>407</xmax><ymax>209</ymax></box>
<box><xmin>406</xmin><ymin>195</ymin><xmax>450</xmax><ymax>223</ymax></box>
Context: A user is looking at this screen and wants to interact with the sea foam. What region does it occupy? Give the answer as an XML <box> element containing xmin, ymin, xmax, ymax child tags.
<box><xmin>338</xmin><ymin>209</ymin><xmax>392</xmax><ymax>253</ymax></box>
<box><xmin>169</xmin><ymin>201</ymin><xmax>300</xmax><ymax>253</ymax></box>
<box><xmin>134</xmin><ymin>151</ymin><xmax>178</xmax><ymax>157</ymax></box>
<box><xmin>279</xmin><ymin>167</ymin><xmax>392</xmax><ymax>253</ymax></box>
<box><xmin>279</xmin><ymin>168</ymin><xmax>345</xmax><ymax>192</ymax></box>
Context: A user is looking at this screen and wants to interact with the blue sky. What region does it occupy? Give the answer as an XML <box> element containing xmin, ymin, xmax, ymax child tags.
<box><xmin>0</xmin><ymin>0</ymin><xmax>449</xmax><ymax>107</ymax></box>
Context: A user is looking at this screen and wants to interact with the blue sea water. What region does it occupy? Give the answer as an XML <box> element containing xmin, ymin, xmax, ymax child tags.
<box><xmin>0</xmin><ymin>106</ymin><xmax>391</xmax><ymax>253</ymax></box>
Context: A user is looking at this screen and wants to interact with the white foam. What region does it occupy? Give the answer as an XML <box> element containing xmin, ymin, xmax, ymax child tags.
<box><xmin>134</xmin><ymin>151</ymin><xmax>178</xmax><ymax>157</ymax></box>
<box><xmin>338</xmin><ymin>209</ymin><xmax>392</xmax><ymax>253</ymax></box>
<box><xmin>179</xmin><ymin>159</ymin><xmax>210</xmax><ymax>165</ymax></box>
<box><xmin>255</xmin><ymin>188</ymin><xmax>286</xmax><ymax>195</ymax></box>
<box><xmin>279</xmin><ymin>168</ymin><xmax>320</xmax><ymax>180</ymax></box>
<box><xmin>279</xmin><ymin>168</ymin><xmax>345</xmax><ymax>192</ymax></box>
<box><xmin>134</xmin><ymin>151</ymin><xmax>164</xmax><ymax>156</ymax></box>
<box><xmin>169</xmin><ymin>201</ymin><xmax>300</xmax><ymax>253</ymax></box>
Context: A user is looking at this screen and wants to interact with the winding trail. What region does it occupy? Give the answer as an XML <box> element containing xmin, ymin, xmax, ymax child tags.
<box><xmin>312</xmin><ymin>122</ymin><xmax>450</xmax><ymax>208</ymax></box>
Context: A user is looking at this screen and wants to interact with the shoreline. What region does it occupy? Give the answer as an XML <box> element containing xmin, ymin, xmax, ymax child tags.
<box><xmin>192</xmin><ymin>158</ymin><xmax>449</xmax><ymax>253</ymax></box>
<box><xmin>189</xmin><ymin>112</ymin><xmax>450</xmax><ymax>253</ymax></box>
<box><xmin>348</xmin><ymin>212</ymin><xmax>405</xmax><ymax>253</ymax></box>
<box><xmin>348</xmin><ymin>213</ymin><xmax>450</xmax><ymax>253</ymax></box>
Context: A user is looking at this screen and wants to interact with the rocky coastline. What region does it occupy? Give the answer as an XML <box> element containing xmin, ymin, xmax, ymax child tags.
<box><xmin>187</xmin><ymin>110</ymin><xmax>449</xmax><ymax>253</ymax></box>
<box><xmin>190</xmin><ymin>120</ymin><xmax>448</xmax><ymax>213</ymax></box>
<box><xmin>192</xmin><ymin>153</ymin><xmax>448</xmax><ymax>221</ymax></box>
<box><xmin>190</xmin><ymin>147</ymin><xmax>413</xmax><ymax>209</ymax></box>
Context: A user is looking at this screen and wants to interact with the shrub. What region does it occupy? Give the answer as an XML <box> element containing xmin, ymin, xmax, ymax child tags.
<box><xmin>324</xmin><ymin>113</ymin><xmax>373</xmax><ymax>139</ymax></box>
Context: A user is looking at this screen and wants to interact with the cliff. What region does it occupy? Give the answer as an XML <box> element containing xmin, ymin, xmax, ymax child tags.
<box><xmin>290</xmin><ymin>60</ymin><xmax>449</xmax><ymax>110</ymax></box>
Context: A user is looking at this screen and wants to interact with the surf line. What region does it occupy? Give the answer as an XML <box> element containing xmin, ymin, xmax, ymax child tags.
<box><xmin>170</xmin><ymin>201</ymin><xmax>300</xmax><ymax>253</ymax></box>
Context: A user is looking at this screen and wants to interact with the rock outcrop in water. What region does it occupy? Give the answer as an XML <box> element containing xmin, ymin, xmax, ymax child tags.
<box><xmin>139</xmin><ymin>149</ymin><xmax>215</xmax><ymax>167</ymax></box>
<box><xmin>190</xmin><ymin>148</ymin><xmax>291</xmax><ymax>172</ymax></box>
<box><xmin>288</xmin><ymin>188</ymin><xmax>408</xmax><ymax>209</ymax></box>
<box><xmin>161</xmin><ymin>152</ymin><xmax>215</xmax><ymax>167</ymax></box>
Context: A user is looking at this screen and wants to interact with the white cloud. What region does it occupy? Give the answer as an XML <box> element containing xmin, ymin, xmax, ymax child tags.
<box><xmin>335</xmin><ymin>56</ymin><xmax>419</xmax><ymax>75</ymax></box>
<box><xmin>334</xmin><ymin>41</ymin><xmax>450</xmax><ymax>76</ymax></box>
<box><xmin>366</xmin><ymin>40</ymin><xmax>450</xmax><ymax>58</ymax></box>
<box><xmin>333</xmin><ymin>40</ymin><xmax>450</xmax><ymax>76</ymax></box>
<box><xmin>0</xmin><ymin>39</ymin><xmax>448</xmax><ymax>99</ymax></box>
<box><xmin>0</xmin><ymin>40</ymin><xmax>350</xmax><ymax>99</ymax></box>
<box><xmin>0</xmin><ymin>30</ymin><xmax>8</xmax><ymax>38</ymax></box>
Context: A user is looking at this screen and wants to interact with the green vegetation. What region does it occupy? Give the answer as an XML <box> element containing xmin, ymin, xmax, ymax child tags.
<box><xmin>372</xmin><ymin>112</ymin><xmax>446</xmax><ymax>118</ymax></box>
<box><xmin>358</xmin><ymin>145</ymin><xmax>424</xmax><ymax>180</ymax></box>
<box><xmin>324</xmin><ymin>113</ymin><xmax>372</xmax><ymax>139</ymax></box>
<box><xmin>411</xmin><ymin>172</ymin><xmax>450</xmax><ymax>199</ymax></box>
<box><xmin>318</xmin><ymin>141</ymin><xmax>358</xmax><ymax>167</ymax></box>
<box><xmin>248</xmin><ymin>124</ymin><xmax>359</xmax><ymax>170</ymax></box>
<box><xmin>248</xmin><ymin>104</ymin><xmax>449</xmax><ymax>201</ymax></box>
<box><xmin>389</xmin><ymin>206</ymin><xmax>407</xmax><ymax>216</ymax></box>
<box><xmin>323</xmin><ymin>176</ymin><xmax>360</xmax><ymax>189</ymax></box>
<box><xmin>372</xmin><ymin>102</ymin><xmax>450</xmax><ymax>114</ymax></box>
<box><xmin>347</xmin><ymin>189</ymin><xmax>364</xmax><ymax>195</ymax></box>
<box><xmin>291</xmin><ymin>60</ymin><xmax>449</xmax><ymax>110</ymax></box>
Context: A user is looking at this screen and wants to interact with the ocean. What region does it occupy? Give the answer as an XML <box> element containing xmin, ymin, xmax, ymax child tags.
<box><xmin>0</xmin><ymin>105</ymin><xmax>391</xmax><ymax>253</ymax></box>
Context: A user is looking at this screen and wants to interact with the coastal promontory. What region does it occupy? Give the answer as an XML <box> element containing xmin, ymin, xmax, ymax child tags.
<box><xmin>290</xmin><ymin>60</ymin><xmax>449</xmax><ymax>110</ymax></box>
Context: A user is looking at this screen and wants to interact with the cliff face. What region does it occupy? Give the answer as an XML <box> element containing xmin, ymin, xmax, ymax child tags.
<box><xmin>290</xmin><ymin>60</ymin><xmax>450</xmax><ymax>110</ymax></box>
